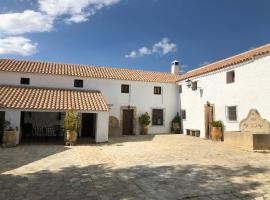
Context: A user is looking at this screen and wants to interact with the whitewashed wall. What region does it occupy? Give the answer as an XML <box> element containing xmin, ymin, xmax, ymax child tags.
<box><xmin>178</xmin><ymin>54</ymin><xmax>270</xmax><ymax>138</ymax></box>
<box><xmin>0</xmin><ymin>72</ymin><xmax>179</xmax><ymax>135</ymax></box>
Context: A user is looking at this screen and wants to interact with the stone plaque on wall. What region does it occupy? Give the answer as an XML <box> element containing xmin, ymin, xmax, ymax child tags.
<box><xmin>239</xmin><ymin>109</ymin><xmax>270</xmax><ymax>134</ymax></box>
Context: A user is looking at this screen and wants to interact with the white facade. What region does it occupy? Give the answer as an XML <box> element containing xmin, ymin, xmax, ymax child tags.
<box><xmin>178</xmin><ymin>54</ymin><xmax>270</xmax><ymax>138</ymax></box>
<box><xmin>0</xmin><ymin>70</ymin><xmax>179</xmax><ymax>143</ymax></box>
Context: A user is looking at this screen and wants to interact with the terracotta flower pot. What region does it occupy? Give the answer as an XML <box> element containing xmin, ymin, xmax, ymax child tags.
<box><xmin>211</xmin><ymin>127</ymin><xmax>222</xmax><ymax>141</ymax></box>
<box><xmin>141</xmin><ymin>125</ymin><xmax>149</xmax><ymax>135</ymax></box>
<box><xmin>65</xmin><ymin>130</ymin><xmax>77</xmax><ymax>145</ymax></box>
<box><xmin>2</xmin><ymin>130</ymin><xmax>17</xmax><ymax>147</ymax></box>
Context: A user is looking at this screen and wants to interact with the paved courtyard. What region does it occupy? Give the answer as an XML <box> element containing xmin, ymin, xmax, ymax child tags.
<box><xmin>0</xmin><ymin>134</ymin><xmax>270</xmax><ymax>200</ymax></box>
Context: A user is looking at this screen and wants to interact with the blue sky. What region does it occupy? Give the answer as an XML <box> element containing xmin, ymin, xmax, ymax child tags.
<box><xmin>0</xmin><ymin>0</ymin><xmax>269</xmax><ymax>73</ymax></box>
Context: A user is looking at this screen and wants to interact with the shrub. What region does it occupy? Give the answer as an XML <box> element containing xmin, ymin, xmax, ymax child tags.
<box><xmin>64</xmin><ymin>109</ymin><xmax>81</xmax><ymax>132</ymax></box>
<box><xmin>210</xmin><ymin>120</ymin><xmax>223</xmax><ymax>127</ymax></box>
<box><xmin>139</xmin><ymin>112</ymin><xmax>151</xmax><ymax>126</ymax></box>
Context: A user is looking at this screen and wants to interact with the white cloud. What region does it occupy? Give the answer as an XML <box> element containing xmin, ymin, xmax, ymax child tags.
<box><xmin>125</xmin><ymin>38</ymin><xmax>177</xmax><ymax>58</ymax></box>
<box><xmin>38</xmin><ymin>0</ymin><xmax>120</xmax><ymax>24</ymax></box>
<box><xmin>0</xmin><ymin>36</ymin><xmax>38</xmax><ymax>56</ymax></box>
<box><xmin>0</xmin><ymin>10</ymin><xmax>53</xmax><ymax>35</ymax></box>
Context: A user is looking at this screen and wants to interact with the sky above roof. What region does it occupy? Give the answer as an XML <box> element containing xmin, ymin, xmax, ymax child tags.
<box><xmin>0</xmin><ymin>0</ymin><xmax>269</xmax><ymax>73</ymax></box>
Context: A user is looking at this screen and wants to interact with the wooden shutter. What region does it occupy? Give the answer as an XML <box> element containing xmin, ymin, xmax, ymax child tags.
<box><xmin>192</xmin><ymin>81</ymin><xmax>197</xmax><ymax>90</ymax></box>
<box><xmin>226</xmin><ymin>71</ymin><xmax>235</xmax><ymax>84</ymax></box>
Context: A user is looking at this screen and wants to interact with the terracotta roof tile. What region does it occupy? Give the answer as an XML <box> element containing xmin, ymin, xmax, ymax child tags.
<box><xmin>0</xmin><ymin>59</ymin><xmax>181</xmax><ymax>83</ymax></box>
<box><xmin>179</xmin><ymin>43</ymin><xmax>270</xmax><ymax>81</ymax></box>
<box><xmin>0</xmin><ymin>85</ymin><xmax>108</xmax><ymax>111</ymax></box>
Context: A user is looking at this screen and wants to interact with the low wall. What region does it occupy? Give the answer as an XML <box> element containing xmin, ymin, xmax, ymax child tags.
<box><xmin>224</xmin><ymin>131</ymin><xmax>270</xmax><ymax>150</ymax></box>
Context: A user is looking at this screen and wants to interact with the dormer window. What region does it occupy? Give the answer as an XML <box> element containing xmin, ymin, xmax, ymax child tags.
<box><xmin>20</xmin><ymin>78</ymin><xmax>30</xmax><ymax>85</ymax></box>
<box><xmin>74</xmin><ymin>79</ymin><xmax>83</xmax><ymax>88</ymax></box>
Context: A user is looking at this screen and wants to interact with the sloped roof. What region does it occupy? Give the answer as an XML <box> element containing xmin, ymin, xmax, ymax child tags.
<box><xmin>179</xmin><ymin>43</ymin><xmax>270</xmax><ymax>81</ymax></box>
<box><xmin>0</xmin><ymin>59</ymin><xmax>181</xmax><ymax>83</ymax></box>
<box><xmin>0</xmin><ymin>85</ymin><xmax>108</xmax><ymax>111</ymax></box>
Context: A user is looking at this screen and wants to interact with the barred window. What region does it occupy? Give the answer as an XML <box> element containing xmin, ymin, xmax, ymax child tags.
<box><xmin>154</xmin><ymin>86</ymin><xmax>162</xmax><ymax>95</ymax></box>
<box><xmin>226</xmin><ymin>106</ymin><xmax>237</xmax><ymax>121</ymax></box>
<box><xmin>152</xmin><ymin>109</ymin><xmax>164</xmax><ymax>125</ymax></box>
<box><xmin>121</xmin><ymin>84</ymin><xmax>129</xmax><ymax>93</ymax></box>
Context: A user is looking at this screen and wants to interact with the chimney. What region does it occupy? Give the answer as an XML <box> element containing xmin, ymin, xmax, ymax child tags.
<box><xmin>171</xmin><ymin>60</ymin><xmax>180</xmax><ymax>75</ymax></box>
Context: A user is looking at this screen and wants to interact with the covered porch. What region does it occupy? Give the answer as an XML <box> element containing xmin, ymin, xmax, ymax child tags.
<box><xmin>0</xmin><ymin>85</ymin><xmax>109</xmax><ymax>144</ymax></box>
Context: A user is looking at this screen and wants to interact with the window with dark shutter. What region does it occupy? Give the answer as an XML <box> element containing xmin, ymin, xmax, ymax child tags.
<box><xmin>74</xmin><ymin>79</ymin><xmax>83</xmax><ymax>88</ymax></box>
<box><xmin>152</xmin><ymin>109</ymin><xmax>164</xmax><ymax>125</ymax></box>
<box><xmin>154</xmin><ymin>86</ymin><xmax>162</xmax><ymax>95</ymax></box>
<box><xmin>227</xmin><ymin>106</ymin><xmax>237</xmax><ymax>121</ymax></box>
<box><xmin>192</xmin><ymin>81</ymin><xmax>197</xmax><ymax>90</ymax></box>
<box><xmin>181</xmin><ymin>109</ymin><xmax>186</xmax><ymax>120</ymax></box>
<box><xmin>121</xmin><ymin>84</ymin><xmax>129</xmax><ymax>93</ymax></box>
<box><xmin>226</xmin><ymin>71</ymin><xmax>235</xmax><ymax>84</ymax></box>
<box><xmin>20</xmin><ymin>78</ymin><xmax>30</xmax><ymax>85</ymax></box>
<box><xmin>179</xmin><ymin>85</ymin><xmax>182</xmax><ymax>93</ymax></box>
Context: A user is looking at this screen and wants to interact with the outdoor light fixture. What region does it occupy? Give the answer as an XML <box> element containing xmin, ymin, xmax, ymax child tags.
<box><xmin>186</xmin><ymin>79</ymin><xmax>192</xmax><ymax>88</ymax></box>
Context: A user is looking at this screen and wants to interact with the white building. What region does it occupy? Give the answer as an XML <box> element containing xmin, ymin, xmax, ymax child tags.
<box><xmin>0</xmin><ymin>43</ymin><xmax>269</xmax><ymax>144</ymax></box>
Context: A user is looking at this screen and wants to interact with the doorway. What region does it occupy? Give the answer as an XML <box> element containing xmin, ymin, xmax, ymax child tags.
<box><xmin>122</xmin><ymin>109</ymin><xmax>134</xmax><ymax>135</ymax></box>
<box><xmin>204</xmin><ymin>104</ymin><xmax>214</xmax><ymax>139</ymax></box>
<box><xmin>81</xmin><ymin>113</ymin><xmax>96</xmax><ymax>138</ymax></box>
<box><xmin>0</xmin><ymin>111</ymin><xmax>5</xmax><ymax>144</ymax></box>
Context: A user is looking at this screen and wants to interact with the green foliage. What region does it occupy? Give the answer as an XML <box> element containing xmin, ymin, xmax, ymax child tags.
<box><xmin>210</xmin><ymin>120</ymin><xmax>223</xmax><ymax>127</ymax></box>
<box><xmin>172</xmin><ymin>112</ymin><xmax>181</xmax><ymax>123</ymax></box>
<box><xmin>139</xmin><ymin>112</ymin><xmax>151</xmax><ymax>126</ymax></box>
<box><xmin>0</xmin><ymin>120</ymin><xmax>13</xmax><ymax>131</ymax></box>
<box><xmin>63</xmin><ymin>109</ymin><xmax>81</xmax><ymax>132</ymax></box>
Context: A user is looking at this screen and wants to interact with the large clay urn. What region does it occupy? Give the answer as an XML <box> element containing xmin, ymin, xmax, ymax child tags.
<box><xmin>2</xmin><ymin>130</ymin><xmax>17</xmax><ymax>147</ymax></box>
<box><xmin>65</xmin><ymin>130</ymin><xmax>77</xmax><ymax>145</ymax></box>
<box><xmin>211</xmin><ymin>127</ymin><xmax>222</xmax><ymax>141</ymax></box>
<box><xmin>142</xmin><ymin>125</ymin><xmax>149</xmax><ymax>135</ymax></box>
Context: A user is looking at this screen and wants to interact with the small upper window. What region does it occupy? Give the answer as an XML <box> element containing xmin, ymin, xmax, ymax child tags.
<box><xmin>20</xmin><ymin>78</ymin><xmax>30</xmax><ymax>85</ymax></box>
<box><xmin>152</xmin><ymin>109</ymin><xmax>164</xmax><ymax>126</ymax></box>
<box><xmin>226</xmin><ymin>106</ymin><xmax>237</xmax><ymax>122</ymax></box>
<box><xmin>74</xmin><ymin>79</ymin><xmax>83</xmax><ymax>88</ymax></box>
<box><xmin>226</xmin><ymin>71</ymin><xmax>235</xmax><ymax>84</ymax></box>
<box><xmin>179</xmin><ymin>85</ymin><xmax>182</xmax><ymax>93</ymax></box>
<box><xmin>121</xmin><ymin>84</ymin><xmax>129</xmax><ymax>93</ymax></box>
<box><xmin>181</xmin><ymin>109</ymin><xmax>186</xmax><ymax>120</ymax></box>
<box><xmin>192</xmin><ymin>81</ymin><xmax>197</xmax><ymax>91</ymax></box>
<box><xmin>154</xmin><ymin>86</ymin><xmax>162</xmax><ymax>95</ymax></box>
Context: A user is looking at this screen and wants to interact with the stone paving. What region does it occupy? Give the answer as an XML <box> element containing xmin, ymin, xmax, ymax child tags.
<box><xmin>0</xmin><ymin>134</ymin><xmax>270</xmax><ymax>200</ymax></box>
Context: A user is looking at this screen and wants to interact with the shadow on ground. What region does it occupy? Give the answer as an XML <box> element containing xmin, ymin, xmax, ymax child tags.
<box><xmin>106</xmin><ymin>134</ymin><xmax>157</xmax><ymax>146</ymax></box>
<box><xmin>0</xmin><ymin>163</ymin><xmax>269</xmax><ymax>200</ymax></box>
<box><xmin>0</xmin><ymin>146</ymin><xmax>70</xmax><ymax>174</ymax></box>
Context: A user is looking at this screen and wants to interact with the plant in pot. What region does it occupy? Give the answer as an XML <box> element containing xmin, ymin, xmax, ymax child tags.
<box><xmin>139</xmin><ymin>112</ymin><xmax>151</xmax><ymax>135</ymax></box>
<box><xmin>63</xmin><ymin>109</ymin><xmax>81</xmax><ymax>146</ymax></box>
<box><xmin>171</xmin><ymin>112</ymin><xmax>181</xmax><ymax>134</ymax></box>
<box><xmin>1</xmin><ymin>120</ymin><xmax>17</xmax><ymax>147</ymax></box>
<box><xmin>210</xmin><ymin>120</ymin><xmax>223</xmax><ymax>141</ymax></box>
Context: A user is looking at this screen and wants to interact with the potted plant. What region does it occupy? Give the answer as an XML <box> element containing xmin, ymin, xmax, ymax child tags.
<box><xmin>171</xmin><ymin>113</ymin><xmax>181</xmax><ymax>134</ymax></box>
<box><xmin>139</xmin><ymin>112</ymin><xmax>151</xmax><ymax>135</ymax></box>
<box><xmin>210</xmin><ymin>120</ymin><xmax>223</xmax><ymax>141</ymax></box>
<box><xmin>2</xmin><ymin>120</ymin><xmax>17</xmax><ymax>147</ymax></box>
<box><xmin>63</xmin><ymin>109</ymin><xmax>81</xmax><ymax>146</ymax></box>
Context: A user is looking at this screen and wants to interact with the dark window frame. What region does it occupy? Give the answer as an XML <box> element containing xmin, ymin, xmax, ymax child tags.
<box><xmin>154</xmin><ymin>86</ymin><xmax>162</xmax><ymax>95</ymax></box>
<box><xmin>226</xmin><ymin>70</ymin><xmax>235</xmax><ymax>84</ymax></box>
<box><xmin>179</xmin><ymin>85</ymin><xmax>182</xmax><ymax>93</ymax></box>
<box><xmin>74</xmin><ymin>79</ymin><xmax>84</xmax><ymax>88</ymax></box>
<box><xmin>226</xmin><ymin>106</ymin><xmax>237</xmax><ymax>122</ymax></box>
<box><xmin>121</xmin><ymin>84</ymin><xmax>130</xmax><ymax>93</ymax></box>
<box><xmin>20</xmin><ymin>77</ymin><xmax>30</xmax><ymax>85</ymax></box>
<box><xmin>152</xmin><ymin>109</ymin><xmax>164</xmax><ymax>126</ymax></box>
<box><xmin>181</xmin><ymin>109</ymin><xmax>186</xmax><ymax>120</ymax></box>
<box><xmin>192</xmin><ymin>81</ymin><xmax>197</xmax><ymax>91</ymax></box>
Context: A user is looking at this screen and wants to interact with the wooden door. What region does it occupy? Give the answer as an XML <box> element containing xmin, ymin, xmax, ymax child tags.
<box><xmin>0</xmin><ymin>111</ymin><xmax>5</xmax><ymax>144</ymax></box>
<box><xmin>81</xmin><ymin>113</ymin><xmax>96</xmax><ymax>138</ymax></box>
<box><xmin>204</xmin><ymin>105</ymin><xmax>214</xmax><ymax>139</ymax></box>
<box><xmin>122</xmin><ymin>109</ymin><xmax>134</xmax><ymax>135</ymax></box>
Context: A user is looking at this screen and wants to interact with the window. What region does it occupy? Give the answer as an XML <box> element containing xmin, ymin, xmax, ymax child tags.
<box><xmin>121</xmin><ymin>84</ymin><xmax>129</xmax><ymax>93</ymax></box>
<box><xmin>154</xmin><ymin>86</ymin><xmax>162</xmax><ymax>95</ymax></box>
<box><xmin>226</xmin><ymin>106</ymin><xmax>237</xmax><ymax>121</ymax></box>
<box><xmin>20</xmin><ymin>78</ymin><xmax>30</xmax><ymax>85</ymax></box>
<box><xmin>192</xmin><ymin>81</ymin><xmax>197</xmax><ymax>90</ymax></box>
<box><xmin>179</xmin><ymin>85</ymin><xmax>182</xmax><ymax>93</ymax></box>
<box><xmin>152</xmin><ymin>109</ymin><xmax>164</xmax><ymax>125</ymax></box>
<box><xmin>181</xmin><ymin>109</ymin><xmax>186</xmax><ymax>120</ymax></box>
<box><xmin>74</xmin><ymin>79</ymin><xmax>83</xmax><ymax>88</ymax></box>
<box><xmin>226</xmin><ymin>70</ymin><xmax>235</xmax><ymax>84</ymax></box>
